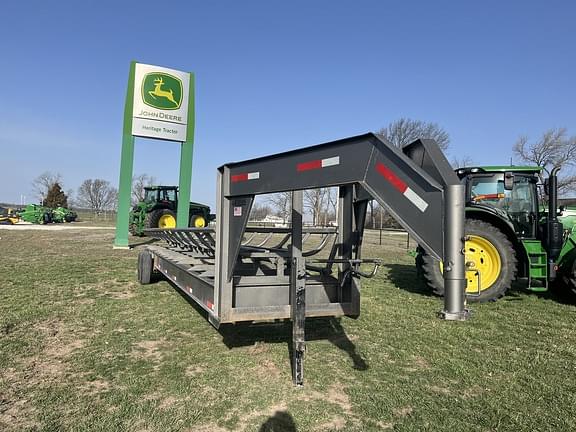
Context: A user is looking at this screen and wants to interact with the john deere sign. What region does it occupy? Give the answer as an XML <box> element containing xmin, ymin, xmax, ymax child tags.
<box><xmin>115</xmin><ymin>61</ymin><xmax>195</xmax><ymax>248</ymax></box>
<box><xmin>142</xmin><ymin>73</ymin><xmax>183</xmax><ymax>110</ymax></box>
<box><xmin>132</xmin><ymin>63</ymin><xmax>192</xmax><ymax>142</ymax></box>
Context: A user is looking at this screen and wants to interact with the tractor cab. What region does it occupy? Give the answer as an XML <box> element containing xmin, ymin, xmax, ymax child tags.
<box><xmin>143</xmin><ymin>186</ymin><xmax>178</xmax><ymax>205</ymax></box>
<box><xmin>456</xmin><ymin>166</ymin><xmax>542</xmax><ymax>239</ymax></box>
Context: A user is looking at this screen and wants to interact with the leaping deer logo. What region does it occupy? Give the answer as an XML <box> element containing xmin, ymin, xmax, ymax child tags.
<box><xmin>148</xmin><ymin>76</ymin><xmax>179</xmax><ymax>106</ymax></box>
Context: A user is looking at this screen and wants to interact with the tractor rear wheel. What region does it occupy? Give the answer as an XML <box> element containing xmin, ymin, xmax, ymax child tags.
<box><xmin>190</xmin><ymin>214</ymin><xmax>207</xmax><ymax>228</ymax></box>
<box><xmin>146</xmin><ymin>209</ymin><xmax>177</xmax><ymax>230</ymax></box>
<box><xmin>417</xmin><ymin>219</ymin><xmax>516</xmax><ymax>302</ymax></box>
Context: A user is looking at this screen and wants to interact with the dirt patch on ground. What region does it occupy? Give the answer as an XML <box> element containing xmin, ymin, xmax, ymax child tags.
<box><xmin>314</xmin><ymin>415</ymin><xmax>346</xmax><ymax>431</ymax></box>
<box><xmin>106</xmin><ymin>290</ymin><xmax>137</xmax><ymax>300</ymax></box>
<box><xmin>0</xmin><ymin>319</ymin><xmax>89</xmax><ymax>431</ymax></box>
<box><xmin>132</xmin><ymin>339</ymin><xmax>167</xmax><ymax>363</ymax></box>
<box><xmin>255</xmin><ymin>359</ymin><xmax>281</xmax><ymax>379</ymax></box>
<box><xmin>0</xmin><ymin>396</ymin><xmax>40</xmax><ymax>431</ymax></box>
<box><xmin>185</xmin><ymin>365</ymin><xmax>206</xmax><ymax>377</ymax></box>
<box><xmin>393</xmin><ymin>406</ymin><xmax>413</xmax><ymax>417</ymax></box>
<box><xmin>81</xmin><ymin>379</ymin><xmax>111</xmax><ymax>395</ymax></box>
<box><xmin>158</xmin><ymin>396</ymin><xmax>179</xmax><ymax>410</ymax></box>
<box><xmin>326</xmin><ymin>382</ymin><xmax>352</xmax><ymax>414</ymax></box>
<box><xmin>427</xmin><ymin>385</ymin><xmax>453</xmax><ymax>395</ymax></box>
<box><xmin>247</xmin><ymin>342</ymin><xmax>269</xmax><ymax>355</ymax></box>
<box><xmin>229</xmin><ymin>403</ymin><xmax>289</xmax><ymax>432</ymax></box>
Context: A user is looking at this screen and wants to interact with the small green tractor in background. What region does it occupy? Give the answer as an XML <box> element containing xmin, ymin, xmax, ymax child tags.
<box><xmin>18</xmin><ymin>204</ymin><xmax>54</xmax><ymax>224</ymax></box>
<box><xmin>51</xmin><ymin>206</ymin><xmax>78</xmax><ymax>223</ymax></box>
<box><xmin>17</xmin><ymin>204</ymin><xmax>77</xmax><ymax>224</ymax></box>
<box><xmin>129</xmin><ymin>185</ymin><xmax>214</xmax><ymax>236</ymax></box>
<box><xmin>417</xmin><ymin>166</ymin><xmax>576</xmax><ymax>302</ymax></box>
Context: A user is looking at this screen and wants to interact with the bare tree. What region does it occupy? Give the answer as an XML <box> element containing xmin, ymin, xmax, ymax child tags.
<box><xmin>377</xmin><ymin>118</ymin><xmax>450</xmax><ymax>151</ymax></box>
<box><xmin>268</xmin><ymin>192</ymin><xmax>292</xmax><ymax>223</ymax></box>
<box><xmin>250</xmin><ymin>203</ymin><xmax>272</xmax><ymax>221</ymax></box>
<box><xmin>77</xmin><ymin>179</ymin><xmax>118</xmax><ymax>212</ymax></box>
<box><xmin>451</xmin><ymin>155</ymin><xmax>474</xmax><ymax>169</ymax></box>
<box><xmin>32</xmin><ymin>171</ymin><xmax>62</xmax><ymax>203</ymax></box>
<box><xmin>132</xmin><ymin>173</ymin><xmax>157</xmax><ymax>205</ymax></box>
<box><xmin>513</xmin><ymin>128</ymin><xmax>576</xmax><ymax>193</ymax></box>
<box><xmin>304</xmin><ymin>188</ymin><xmax>330</xmax><ymax>225</ymax></box>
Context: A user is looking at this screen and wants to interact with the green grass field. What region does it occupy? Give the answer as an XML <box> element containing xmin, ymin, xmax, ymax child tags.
<box><xmin>1</xmin><ymin>228</ymin><xmax>576</xmax><ymax>431</ymax></box>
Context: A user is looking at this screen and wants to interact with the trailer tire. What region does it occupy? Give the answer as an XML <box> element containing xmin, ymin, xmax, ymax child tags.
<box><xmin>417</xmin><ymin>219</ymin><xmax>516</xmax><ymax>303</ymax></box>
<box><xmin>138</xmin><ymin>251</ymin><xmax>153</xmax><ymax>285</ymax></box>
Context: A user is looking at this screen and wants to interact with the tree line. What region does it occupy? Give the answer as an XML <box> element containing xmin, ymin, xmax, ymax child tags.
<box><xmin>30</xmin><ymin>118</ymin><xmax>576</xmax><ymax>221</ymax></box>
<box><xmin>30</xmin><ymin>173</ymin><xmax>158</xmax><ymax>213</ymax></box>
<box><xmin>252</xmin><ymin>119</ymin><xmax>576</xmax><ymax>227</ymax></box>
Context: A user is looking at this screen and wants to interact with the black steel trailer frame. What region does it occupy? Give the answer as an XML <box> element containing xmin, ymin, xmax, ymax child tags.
<box><xmin>139</xmin><ymin>132</ymin><xmax>467</xmax><ymax>385</ymax></box>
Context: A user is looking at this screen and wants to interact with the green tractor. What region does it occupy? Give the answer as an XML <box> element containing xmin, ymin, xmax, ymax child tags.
<box><xmin>18</xmin><ymin>204</ymin><xmax>53</xmax><ymax>224</ymax></box>
<box><xmin>417</xmin><ymin>166</ymin><xmax>576</xmax><ymax>302</ymax></box>
<box><xmin>129</xmin><ymin>186</ymin><xmax>214</xmax><ymax>236</ymax></box>
<box><xmin>51</xmin><ymin>206</ymin><xmax>77</xmax><ymax>223</ymax></box>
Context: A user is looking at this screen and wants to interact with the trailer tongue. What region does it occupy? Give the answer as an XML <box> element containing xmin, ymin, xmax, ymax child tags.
<box><xmin>139</xmin><ymin>132</ymin><xmax>466</xmax><ymax>385</ymax></box>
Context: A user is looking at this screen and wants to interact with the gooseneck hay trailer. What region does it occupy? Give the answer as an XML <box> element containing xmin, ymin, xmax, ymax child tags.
<box><xmin>138</xmin><ymin>133</ymin><xmax>466</xmax><ymax>385</ymax></box>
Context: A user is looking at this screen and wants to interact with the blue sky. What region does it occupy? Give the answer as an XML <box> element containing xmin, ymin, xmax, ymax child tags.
<box><xmin>1</xmin><ymin>1</ymin><xmax>574</xmax><ymax>207</ymax></box>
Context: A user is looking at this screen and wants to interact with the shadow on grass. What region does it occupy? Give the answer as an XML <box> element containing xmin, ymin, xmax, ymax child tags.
<box><xmin>129</xmin><ymin>237</ymin><xmax>159</xmax><ymax>248</ymax></box>
<box><xmin>164</xmin><ymin>279</ymin><xmax>368</xmax><ymax>372</ymax></box>
<box><xmin>505</xmin><ymin>278</ymin><xmax>576</xmax><ymax>306</ymax></box>
<box><xmin>259</xmin><ymin>411</ymin><xmax>297</xmax><ymax>432</ymax></box>
<box><xmin>220</xmin><ymin>317</ymin><xmax>368</xmax><ymax>372</ymax></box>
<box><xmin>386</xmin><ymin>263</ymin><xmax>434</xmax><ymax>297</ymax></box>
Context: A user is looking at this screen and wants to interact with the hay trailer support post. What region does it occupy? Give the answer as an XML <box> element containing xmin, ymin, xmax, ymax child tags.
<box><xmin>139</xmin><ymin>133</ymin><xmax>467</xmax><ymax>385</ymax></box>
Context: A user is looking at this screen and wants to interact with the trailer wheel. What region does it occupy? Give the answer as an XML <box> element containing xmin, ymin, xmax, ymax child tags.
<box><xmin>190</xmin><ymin>214</ymin><xmax>206</xmax><ymax>228</ymax></box>
<box><xmin>417</xmin><ymin>219</ymin><xmax>516</xmax><ymax>302</ymax></box>
<box><xmin>138</xmin><ymin>251</ymin><xmax>153</xmax><ymax>285</ymax></box>
<box><xmin>147</xmin><ymin>209</ymin><xmax>177</xmax><ymax>229</ymax></box>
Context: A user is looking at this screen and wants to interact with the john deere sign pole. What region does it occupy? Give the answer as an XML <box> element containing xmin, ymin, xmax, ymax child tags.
<box><xmin>114</xmin><ymin>61</ymin><xmax>195</xmax><ymax>248</ymax></box>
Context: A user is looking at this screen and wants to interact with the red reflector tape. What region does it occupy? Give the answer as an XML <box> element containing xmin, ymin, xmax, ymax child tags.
<box><xmin>376</xmin><ymin>162</ymin><xmax>407</xmax><ymax>193</ymax></box>
<box><xmin>297</xmin><ymin>156</ymin><xmax>340</xmax><ymax>172</ymax></box>
<box><xmin>231</xmin><ymin>172</ymin><xmax>260</xmax><ymax>183</ymax></box>
<box><xmin>297</xmin><ymin>160</ymin><xmax>322</xmax><ymax>171</ymax></box>
<box><xmin>376</xmin><ymin>162</ymin><xmax>428</xmax><ymax>212</ymax></box>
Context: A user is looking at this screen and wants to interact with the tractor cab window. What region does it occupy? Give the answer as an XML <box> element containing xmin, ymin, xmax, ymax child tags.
<box><xmin>161</xmin><ymin>189</ymin><xmax>176</xmax><ymax>202</ymax></box>
<box><xmin>508</xmin><ymin>176</ymin><xmax>538</xmax><ymax>237</ymax></box>
<box><xmin>468</xmin><ymin>174</ymin><xmax>537</xmax><ymax>238</ymax></box>
<box><xmin>469</xmin><ymin>175</ymin><xmax>508</xmax><ymax>207</ymax></box>
<box><xmin>144</xmin><ymin>189</ymin><xmax>157</xmax><ymax>203</ymax></box>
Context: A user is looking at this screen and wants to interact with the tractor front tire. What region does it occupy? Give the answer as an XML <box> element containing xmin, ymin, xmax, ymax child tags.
<box><xmin>417</xmin><ymin>219</ymin><xmax>516</xmax><ymax>303</ymax></box>
<box><xmin>146</xmin><ymin>209</ymin><xmax>177</xmax><ymax>230</ymax></box>
<box><xmin>138</xmin><ymin>250</ymin><xmax>153</xmax><ymax>285</ymax></box>
<box><xmin>190</xmin><ymin>214</ymin><xmax>207</xmax><ymax>228</ymax></box>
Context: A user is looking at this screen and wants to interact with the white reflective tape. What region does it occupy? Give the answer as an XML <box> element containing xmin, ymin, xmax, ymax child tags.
<box><xmin>404</xmin><ymin>187</ymin><xmax>428</xmax><ymax>212</ymax></box>
<box><xmin>247</xmin><ymin>172</ymin><xmax>260</xmax><ymax>180</ymax></box>
<box><xmin>321</xmin><ymin>156</ymin><xmax>340</xmax><ymax>168</ymax></box>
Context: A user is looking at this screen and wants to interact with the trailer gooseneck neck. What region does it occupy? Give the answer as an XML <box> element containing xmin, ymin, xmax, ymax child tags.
<box><xmin>140</xmin><ymin>132</ymin><xmax>467</xmax><ymax>385</ymax></box>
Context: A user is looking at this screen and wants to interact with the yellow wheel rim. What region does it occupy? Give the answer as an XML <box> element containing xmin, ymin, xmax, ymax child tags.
<box><xmin>158</xmin><ymin>214</ymin><xmax>176</xmax><ymax>228</ymax></box>
<box><xmin>439</xmin><ymin>235</ymin><xmax>502</xmax><ymax>293</ymax></box>
<box><xmin>194</xmin><ymin>216</ymin><xmax>206</xmax><ymax>228</ymax></box>
<box><xmin>464</xmin><ymin>235</ymin><xmax>501</xmax><ymax>292</ymax></box>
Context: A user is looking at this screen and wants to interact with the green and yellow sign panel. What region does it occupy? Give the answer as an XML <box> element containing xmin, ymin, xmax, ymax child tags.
<box><xmin>114</xmin><ymin>62</ymin><xmax>195</xmax><ymax>248</ymax></box>
<box><xmin>132</xmin><ymin>64</ymin><xmax>192</xmax><ymax>142</ymax></box>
